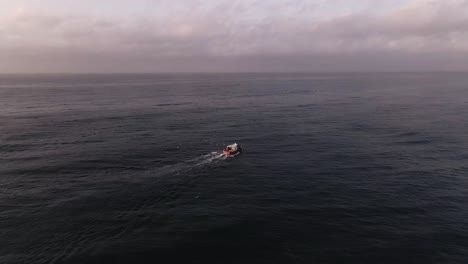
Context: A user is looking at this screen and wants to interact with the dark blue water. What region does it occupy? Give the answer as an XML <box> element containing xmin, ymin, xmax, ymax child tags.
<box><xmin>1</xmin><ymin>73</ymin><xmax>468</xmax><ymax>263</ymax></box>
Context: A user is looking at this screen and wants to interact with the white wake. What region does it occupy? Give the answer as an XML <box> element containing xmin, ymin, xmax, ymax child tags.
<box><xmin>152</xmin><ymin>151</ymin><xmax>231</xmax><ymax>178</ymax></box>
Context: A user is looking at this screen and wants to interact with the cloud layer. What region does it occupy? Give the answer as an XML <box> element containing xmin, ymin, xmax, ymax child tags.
<box><xmin>1</xmin><ymin>0</ymin><xmax>468</xmax><ymax>72</ymax></box>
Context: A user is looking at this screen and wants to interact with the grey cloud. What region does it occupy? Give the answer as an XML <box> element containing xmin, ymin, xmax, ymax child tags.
<box><xmin>1</xmin><ymin>0</ymin><xmax>468</xmax><ymax>72</ymax></box>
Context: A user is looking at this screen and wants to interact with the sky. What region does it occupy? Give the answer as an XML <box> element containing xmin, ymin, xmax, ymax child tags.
<box><xmin>1</xmin><ymin>0</ymin><xmax>468</xmax><ymax>73</ymax></box>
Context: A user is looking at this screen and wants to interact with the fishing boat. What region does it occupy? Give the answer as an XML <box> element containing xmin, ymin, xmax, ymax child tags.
<box><xmin>223</xmin><ymin>143</ymin><xmax>242</xmax><ymax>156</ymax></box>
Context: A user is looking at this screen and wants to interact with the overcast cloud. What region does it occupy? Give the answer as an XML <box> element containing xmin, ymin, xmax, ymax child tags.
<box><xmin>1</xmin><ymin>0</ymin><xmax>468</xmax><ymax>73</ymax></box>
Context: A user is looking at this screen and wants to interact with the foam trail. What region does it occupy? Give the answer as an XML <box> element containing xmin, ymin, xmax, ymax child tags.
<box><xmin>152</xmin><ymin>151</ymin><xmax>226</xmax><ymax>177</ymax></box>
<box><xmin>191</xmin><ymin>152</ymin><xmax>226</xmax><ymax>166</ymax></box>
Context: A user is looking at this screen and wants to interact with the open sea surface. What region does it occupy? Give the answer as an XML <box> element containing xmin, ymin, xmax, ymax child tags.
<box><xmin>1</xmin><ymin>73</ymin><xmax>468</xmax><ymax>263</ymax></box>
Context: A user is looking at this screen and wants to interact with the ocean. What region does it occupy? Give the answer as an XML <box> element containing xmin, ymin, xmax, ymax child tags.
<box><xmin>1</xmin><ymin>73</ymin><xmax>468</xmax><ymax>263</ymax></box>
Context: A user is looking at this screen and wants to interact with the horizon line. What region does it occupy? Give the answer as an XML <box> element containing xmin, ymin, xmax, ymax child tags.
<box><xmin>2</xmin><ymin>70</ymin><xmax>468</xmax><ymax>75</ymax></box>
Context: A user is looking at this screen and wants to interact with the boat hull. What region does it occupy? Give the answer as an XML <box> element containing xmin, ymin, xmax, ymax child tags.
<box><xmin>223</xmin><ymin>147</ymin><xmax>242</xmax><ymax>156</ymax></box>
